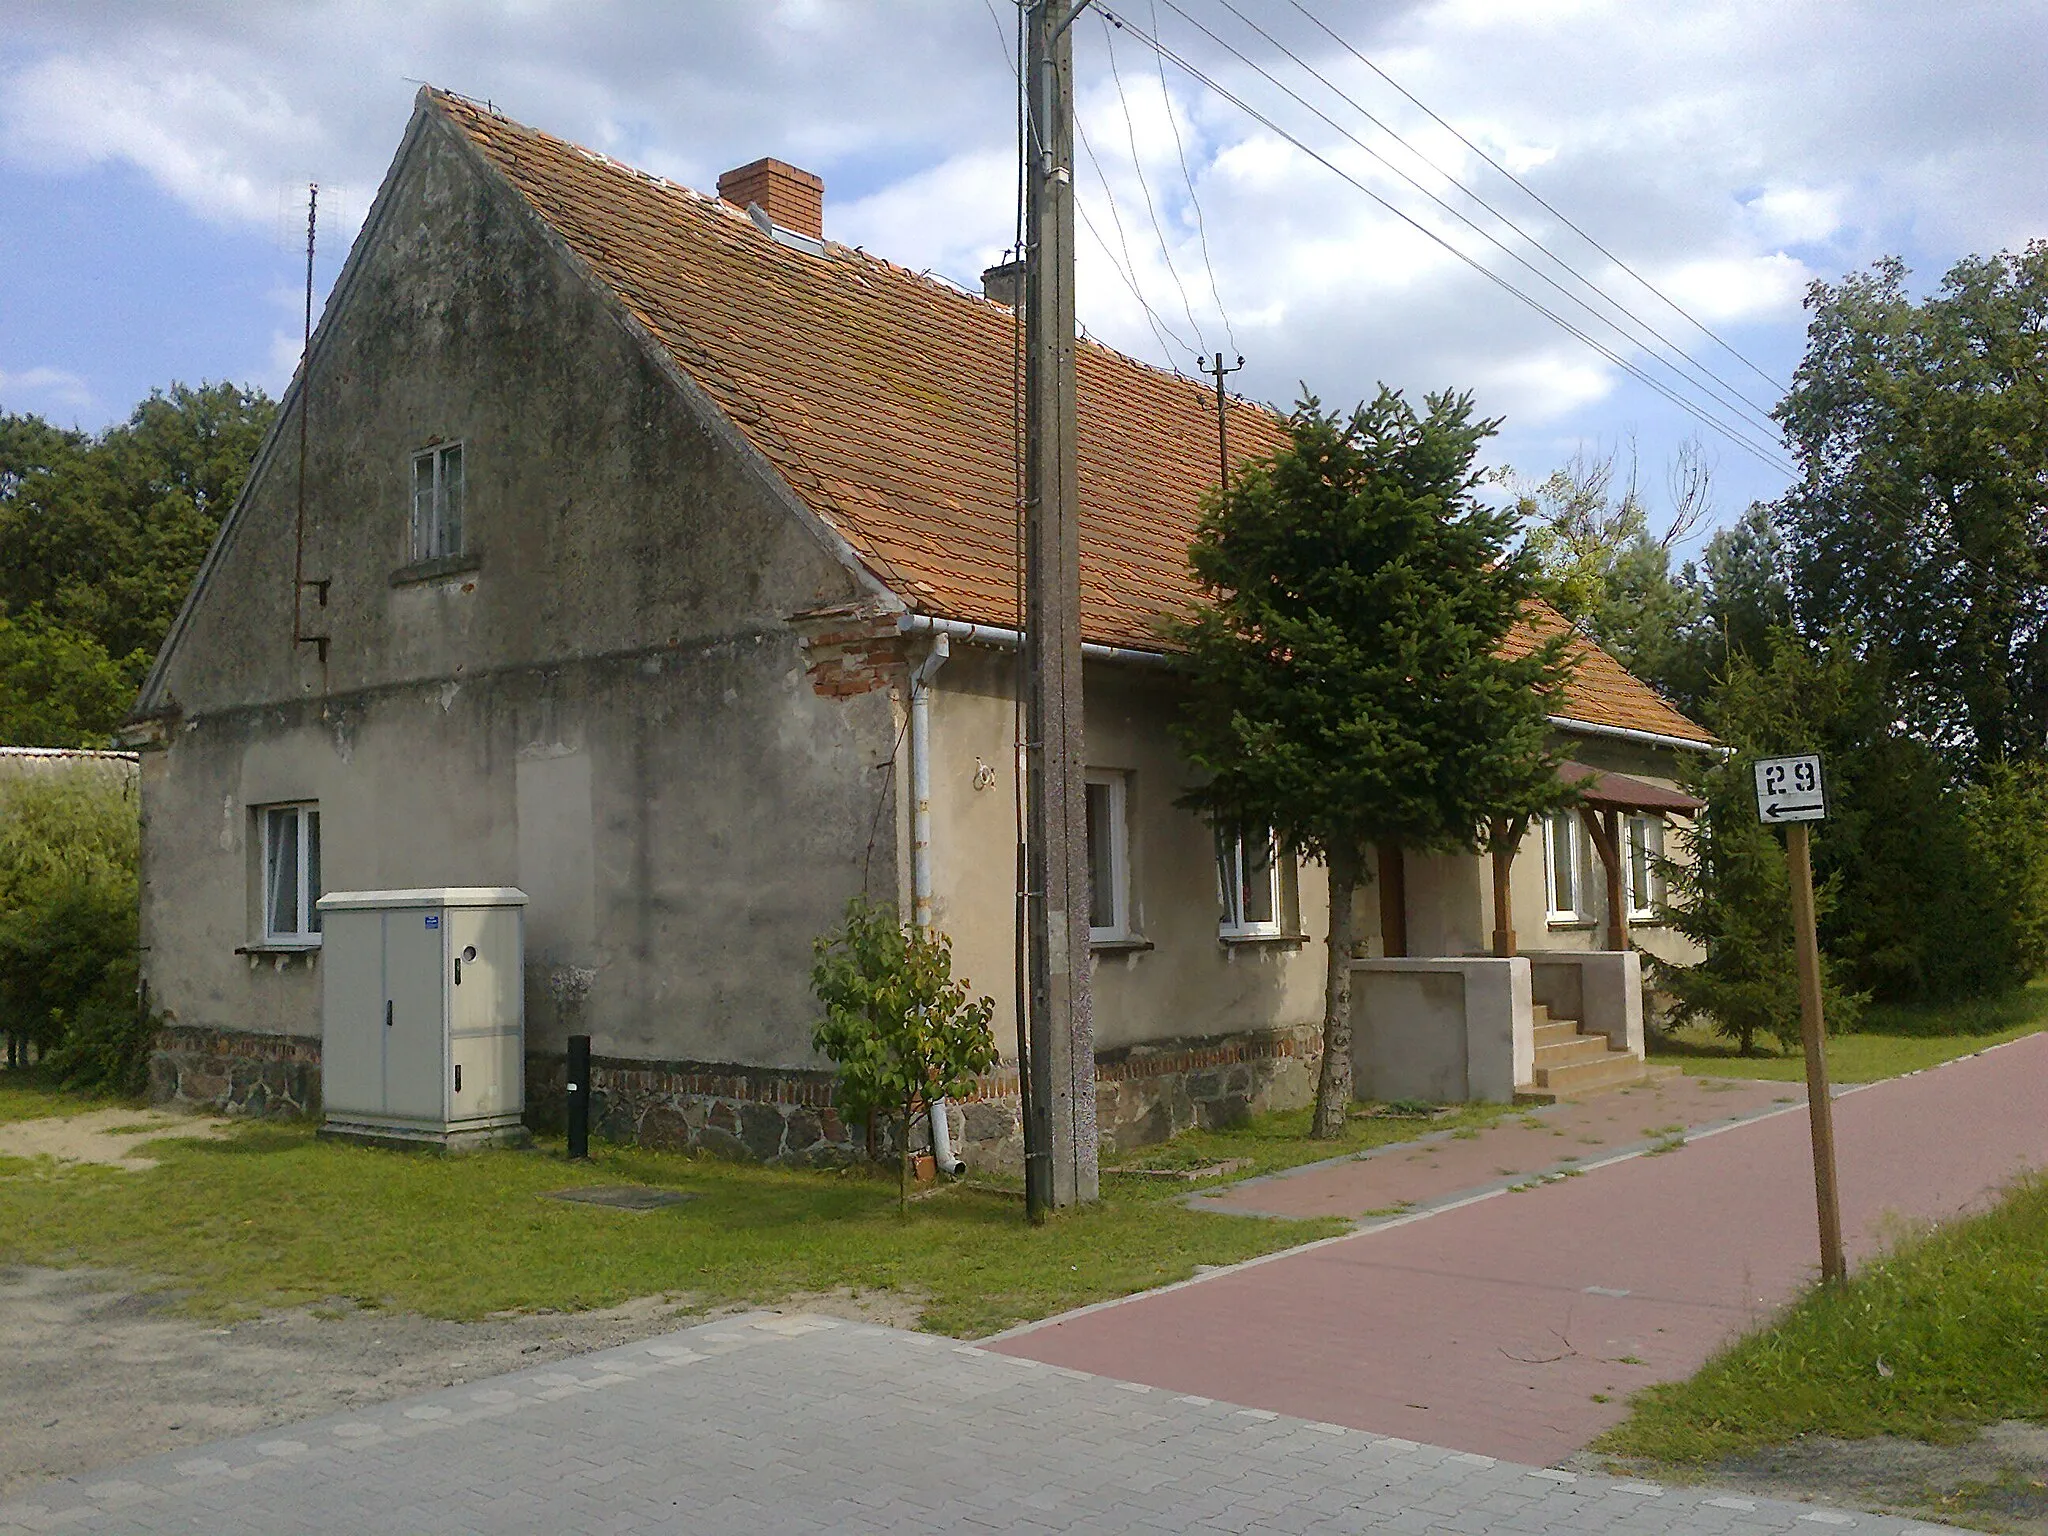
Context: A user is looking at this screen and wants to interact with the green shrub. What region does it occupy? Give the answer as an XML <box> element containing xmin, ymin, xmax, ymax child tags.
<box><xmin>810</xmin><ymin>896</ymin><xmax>997</xmax><ymax>1208</ymax></box>
<box><xmin>0</xmin><ymin>772</ymin><xmax>145</xmax><ymax>1090</ymax></box>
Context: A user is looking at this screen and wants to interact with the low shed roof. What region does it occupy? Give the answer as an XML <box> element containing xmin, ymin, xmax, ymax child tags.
<box><xmin>1559</xmin><ymin>762</ymin><xmax>1706</xmax><ymax>815</ymax></box>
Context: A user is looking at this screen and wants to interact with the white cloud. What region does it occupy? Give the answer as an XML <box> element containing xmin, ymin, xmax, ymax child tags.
<box><xmin>3</xmin><ymin>0</ymin><xmax>2044</xmax><ymax>514</ymax></box>
<box><xmin>0</xmin><ymin>366</ymin><xmax>93</xmax><ymax>410</ymax></box>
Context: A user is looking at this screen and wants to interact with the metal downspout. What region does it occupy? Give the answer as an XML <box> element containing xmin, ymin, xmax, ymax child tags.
<box><xmin>909</xmin><ymin>636</ymin><xmax>966</xmax><ymax>1176</ymax></box>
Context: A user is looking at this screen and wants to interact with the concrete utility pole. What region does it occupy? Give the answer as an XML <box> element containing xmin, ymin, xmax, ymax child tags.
<box><xmin>1021</xmin><ymin>0</ymin><xmax>1098</xmax><ymax>1214</ymax></box>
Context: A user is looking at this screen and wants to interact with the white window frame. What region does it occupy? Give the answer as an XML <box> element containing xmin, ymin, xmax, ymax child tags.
<box><xmin>1217</xmin><ymin>824</ymin><xmax>1285</xmax><ymax>939</ymax></box>
<box><xmin>1626</xmin><ymin>813</ymin><xmax>1666</xmax><ymax>921</ymax></box>
<box><xmin>410</xmin><ymin>440</ymin><xmax>465</xmax><ymax>562</ymax></box>
<box><xmin>1084</xmin><ymin>770</ymin><xmax>1132</xmax><ymax>944</ymax></box>
<box><xmin>1543</xmin><ymin>809</ymin><xmax>1589</xmax><ymax>924</ymax></box>
<box><xmin>261</xmin><ymin>802</ymin><xmax>322</xmax><ymax>946</ymax></box>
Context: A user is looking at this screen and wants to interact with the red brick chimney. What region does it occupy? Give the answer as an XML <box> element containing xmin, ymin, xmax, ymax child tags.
<box><xmin>716</xmin><ymin>158</ymin><xmax>824</xmax><ymax>240</ymax></box>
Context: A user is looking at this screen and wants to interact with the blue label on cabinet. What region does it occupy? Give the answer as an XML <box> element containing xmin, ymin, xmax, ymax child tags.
<box><xmin>424</xmin><ymin>914</ymin><xmax>440</xmax><ymax>929</ymax></box>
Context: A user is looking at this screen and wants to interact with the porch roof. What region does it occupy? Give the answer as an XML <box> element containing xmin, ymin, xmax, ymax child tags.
<box><xmin>1559</xmin><ymin>761</ymin><xmax>1705</xmax><ymax>815</ymax></box>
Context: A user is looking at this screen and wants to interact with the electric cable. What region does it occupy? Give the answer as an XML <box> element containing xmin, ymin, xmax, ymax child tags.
<box><xmin>1096</xmin><ymin>3</ymin><xmax>1795</xmax><ymax>473</ymax></box>
<box><xmin>1202</xmin><ymin>0</ymin><xmax>1782</xmax><ymax>429</ymax></box>
<box><xmin>1076</xmin><ymin>114</ymin><xmax>1199</xmax><ymax>362</ymax></box>
<box><xmin>1148</xmin><ymin>0</ymin><xmax>1238</xmax><ymax>354</ymax></box>
<box><xmin>1288</xmin><ymin>0</ymin><xmax>1789</xmax><ymax>397</ymax></box>
<box><xmin>1101</xmin><ymin>11</ymin><xmax>1209</xmax><ymax>355</ymax></box>
<box><xmin>1149</xmin><ymin>0</ymin><xmax>1789</xmax><ymax>457</ymax></box>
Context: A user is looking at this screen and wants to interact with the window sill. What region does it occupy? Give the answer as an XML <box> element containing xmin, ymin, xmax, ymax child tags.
<box><xmin>1090</xmin><ymin>935</ymin><xmax>1155</xmax><ymax>954</ymax></box>
<box><xmin>237</xmin><ymin>941</ymin><xmax>322</xmax><ymax>955</ymax></box>
<box><xmin>1219</xmin><ymin>930</ymin><xmax>1306</xmax><ymax>947</ymax></box>
<box><xmin>390</xmin><ymin>553</ymin><xmax>480</xmax><ymax>587</ymax></box>
<box><xmin>1545</xmin><ymin>918</ymin><xmax>1597</xmax><ymax>931</ymax></box>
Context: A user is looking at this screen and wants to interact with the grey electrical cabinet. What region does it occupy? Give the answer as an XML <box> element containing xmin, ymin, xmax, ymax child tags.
<box><xmin>315</xmin><ymin>888</ymin><xmax>529</xmax><ymax>1150</ymax></box>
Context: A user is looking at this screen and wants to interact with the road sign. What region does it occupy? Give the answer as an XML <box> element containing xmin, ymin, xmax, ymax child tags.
<box><xmin>1755</xmin><ymin>753</ymin><xmax>1827</xmax><ymax>824</ymax></box>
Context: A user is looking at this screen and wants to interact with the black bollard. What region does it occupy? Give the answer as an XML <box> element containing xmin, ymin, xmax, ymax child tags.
<box><xmin>566</xmin><ymin>1034</ymin><xmax>591</xmax><ymax>1160</ymax></box>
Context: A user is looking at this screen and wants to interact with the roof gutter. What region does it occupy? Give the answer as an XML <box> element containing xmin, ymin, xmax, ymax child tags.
<box><xmin>1548</xmin><ymin>715</ymin><xmax>1729</xmax><ymax>756</ymax></box>
<box><xmin>895</xmin><ymin>613</ymin><xmax>1177</xmax><ymax>669</ymax></box>
<box><xmin>898</xmin><ymin>620</ymin><xmax>1721</xmax><ymax>749</ymax></box>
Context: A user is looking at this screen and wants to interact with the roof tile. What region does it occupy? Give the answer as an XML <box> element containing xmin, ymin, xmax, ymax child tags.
<box><xmin>429</xmin><ymin>91</ymin><xmax>1714</xmax><ymax>748</ymax></box>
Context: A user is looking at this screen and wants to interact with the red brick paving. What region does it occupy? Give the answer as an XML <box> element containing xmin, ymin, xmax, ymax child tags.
<box><xmin>1191</xmin><ymin>1073</ymin><xmax>1798</xmax><ymax>1223</ymax></box>
<box><xmin>993</xmin><ymin>1033</ymin><xmax>2048</xmax><ymax>1467</ymax></box>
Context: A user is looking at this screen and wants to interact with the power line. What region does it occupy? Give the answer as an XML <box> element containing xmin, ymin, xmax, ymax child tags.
<box><xmin>1288</xmin><ymin>0</ymin><xmax>1789</xmax><ymax>398</ymax></box>
<box><xmin>1101</xmin><ymin>11</ymin><xmax>1208</xmax><ymax>355</ymax></box>
<box><xmin>1148</xmin><ymin>0</ymin><xmax>1237</xmax><ymax>354</ymax></box>
<box><xmin>1094</xmin><ymin>4</ymin><xmax>1795</xmax><ymax>473</ymax></box>
<box><xmin>1076</xmin><ymin>114</ymin><xmax>1198</xmax><ymax>362</ymax></box>
<box><xmin>1148</xmin><ymin>0</ymin><xmax>1789</xmax><ymax>460</ymax></box>
<box><xmin>1202</xmin><ymin>0</ymin><xmax>1782</xmax><ymax>432</ymax></box>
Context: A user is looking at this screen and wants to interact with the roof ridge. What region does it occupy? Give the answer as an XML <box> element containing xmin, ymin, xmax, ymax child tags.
<box><xmin>415</xmin><ymin>86</ymin><xmax>1709</xmax><ymax>745</ymax></box>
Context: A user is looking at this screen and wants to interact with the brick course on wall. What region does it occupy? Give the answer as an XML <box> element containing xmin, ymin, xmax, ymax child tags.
<box><xmin>148</xmin><ymin>1021</ymin><xmax>1322</xmax><ymax>1167</ymax></box>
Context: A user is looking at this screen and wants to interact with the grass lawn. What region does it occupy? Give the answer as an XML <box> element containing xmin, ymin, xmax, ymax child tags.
<box><xmin>0</xmin><ymin>1085</ymin><xmax>1503</xmax><ymax>1338</ymax></box>
<box><xmin>1650</xmin><ymin>981</ymin><xmax>2048</xmax><ymax>1083</ymax></box>
<box><xmin>1598</xmin><ymin>1171</ymin><xmax>2048</xmax><ymax>1463</ymax></box>
<box><xmin>0</xmin><ymin>1075</ymin><xmax>135</xmax><ymax>1123</ymax></box>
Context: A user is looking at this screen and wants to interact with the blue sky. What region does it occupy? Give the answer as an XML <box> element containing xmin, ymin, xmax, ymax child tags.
<box><xmin>5</xmin><ymin>1</ymin><xmax>2045</xmax><ymax>553</ymax></box>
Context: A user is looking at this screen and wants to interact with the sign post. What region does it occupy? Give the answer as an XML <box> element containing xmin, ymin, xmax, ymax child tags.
<box><xmin>1754</xmin><ymin>753</ymin><xmax>1846</xmax><ymax>1285</ymax></box>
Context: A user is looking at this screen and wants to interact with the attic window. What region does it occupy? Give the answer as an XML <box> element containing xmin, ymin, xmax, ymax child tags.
<box><xmin>411</xmin><ymin>442</ymin><xmax>465</xmax><ymax>561</ymax></box>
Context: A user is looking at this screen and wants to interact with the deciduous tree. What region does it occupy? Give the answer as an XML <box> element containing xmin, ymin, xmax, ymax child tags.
<box><xmin>1775</xmin><ymin>247</ymin><xmax>2048</xmax><ymax>766</ymax></box>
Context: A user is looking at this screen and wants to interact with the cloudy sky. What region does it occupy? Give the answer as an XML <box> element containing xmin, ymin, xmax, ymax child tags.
<box><xmin>4</xmin><ymin>0</ymin><xmax>2044</xmax><ymax>544</ymax></box>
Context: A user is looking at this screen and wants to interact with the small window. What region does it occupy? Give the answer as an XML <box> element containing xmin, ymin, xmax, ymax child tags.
<box><xmin>262</xmin><ymin>803</ymin><xmax>323</xmax><ymax>944</ymax></box>
<box><xmin>1626</xmin><ymin>813</ymin><xmax>1665</xmax><ymax>920</ymax></box>
<box><xmin>1544</xmin><ymin>810</ymin><xmax>1588</xmax><ymax>923</ymax></box>
<box><xmin>1085</xmin><ymin>772</ymin><xmax>1131</xmax><ymax>942</ymax></box>
<box><xmin>1217</xmin><ymin>823</ymin><xmax>1283</xmax><ymax>938</ymax></box>
<box><xmin>410</xmin><ymin>441</ymin><xmax>465</xmax><ymax>561</ymax></box>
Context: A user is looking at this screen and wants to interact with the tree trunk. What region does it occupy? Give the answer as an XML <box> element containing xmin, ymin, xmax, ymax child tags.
<box><xmin>1312</xmin><ymin>842</ymin><xmax>1364</xmax><ymax>1138</ymax></box>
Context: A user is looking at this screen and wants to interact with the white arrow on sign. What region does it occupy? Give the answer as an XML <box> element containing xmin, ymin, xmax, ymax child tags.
<box><xmin>1755</xmin><ymin>753</ymin><xmax>1827</xmax><ymax>824</ymax></box>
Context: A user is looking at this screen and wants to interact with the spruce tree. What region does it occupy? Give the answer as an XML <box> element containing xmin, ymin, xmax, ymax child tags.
<box><xmin>1173</xmin><ymin>389</ymin><xmax>1577</xmax><ymax>1136</ymax></box>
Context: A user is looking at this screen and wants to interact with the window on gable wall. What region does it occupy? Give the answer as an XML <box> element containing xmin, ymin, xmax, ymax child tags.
<box><xmin>1544</xmin><ymin>809</ymin><xmax>1589</xmax><ymax>923</ymax></box>
<box><xmin>262</xmin><ymin>803</ymin><xmax>323</xmax><ymax>944</ymax></box>
<box><xmin>1626</xmin><ymin>813</ymin><xmax>1666</xmax><ymax>920</ymax></box>
<box><xmin>1085</xmin><ymin>771</ymin><xmax>1131</xmax><ymax>942</ymax></box>
<box><xmin>1216</xmin><ymin>823</ymin><xmax>1283</xmax><ymax>938</ymax></box>
<box><xmin>410</xmin><ymin>441</ymin><xmax>465</xmax><ymax>562</ymax></box>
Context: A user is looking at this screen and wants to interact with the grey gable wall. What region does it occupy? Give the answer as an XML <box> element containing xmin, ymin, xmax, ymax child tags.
<box><xmin>138</xmin><ymin>102</ymin><xmax>901</xmax><ymax>1080</ymax></box>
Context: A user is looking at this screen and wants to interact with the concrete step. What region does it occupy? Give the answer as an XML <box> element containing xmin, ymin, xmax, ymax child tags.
<box><xmin>1533</xmin><ymin>1033</ymin><xmax>1615</xmax><ymax>1069</ymax></box>
<box><xmin>1532</xmin><ymin>1021</ymin><xmax>1584</xmax><ymax>1050</ymax></box>
<box><xmin>1532</xmin><ymin>1002</ymin><xmax>1552</xmax><ymax>1026</ymax></box>
<box><xmin>1534</xmin><ymin>1052</ymin><xmax>1657</xmax><ymax>1098</ymax></box>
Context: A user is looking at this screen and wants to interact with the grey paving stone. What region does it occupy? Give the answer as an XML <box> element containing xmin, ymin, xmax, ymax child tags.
<box><xmin>0</xmin><ymin>1313</ymin><xmax>1990</xmax><ymax>1536</ymax></box>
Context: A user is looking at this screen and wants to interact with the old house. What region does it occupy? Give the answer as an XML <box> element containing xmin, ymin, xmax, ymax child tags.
<box><xmin>130</xmin><ymin>89</ymin><xmax>1716</xmax><ymax>1161</ymax></box>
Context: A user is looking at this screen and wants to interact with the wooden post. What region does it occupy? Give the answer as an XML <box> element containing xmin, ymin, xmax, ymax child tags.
<box><xmin>1488</xmin><ymin>818</ymin><xmax>1516</xmax><ymax>957</ymax></box>
<box><xmin>1786</xmin><ymin>823</ymin><xmax>1846</xmax><ymax>1285</ymax></box>
<box><xmin>1579</xmin><ymin>806</ymin><xmax>1629</xmax><ymax>952</ymax></box>
<box><xmin>1376</xmin><ymin>842</ymin><xmax>1407</xmax><ymax>958</ymax></box>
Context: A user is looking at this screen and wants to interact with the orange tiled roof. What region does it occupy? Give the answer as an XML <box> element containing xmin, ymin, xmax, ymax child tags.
<box><xmin>1506</xmin><ymin>602</ymin><xmax>1715</xmax><ymax>745</ymax></box>
<box><xmin>429</xmin><ymin>92</ymin><xmax>1714</xmax><ymax>748</ymax></box>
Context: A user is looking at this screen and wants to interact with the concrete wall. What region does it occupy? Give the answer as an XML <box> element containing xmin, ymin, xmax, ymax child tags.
<box><xmin>922</xmin><ymin>646</ymin><xmax>1331</xmax><ymax>1063</ymax></box>
<box><xmin>1350</xmin><ymin>957</ymin><xmax>1533</xmax><ymax>1105</ymax></box>
<box><xmin>134</xmin><ymin>106</ymin><xmax>896</xmax><ymax>1087</ymax></box>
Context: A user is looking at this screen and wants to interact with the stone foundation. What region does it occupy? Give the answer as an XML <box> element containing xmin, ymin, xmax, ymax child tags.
<box><xmin>150</xmin><ymin>1025</ymin><xmax>321</xmax><ymax>1118</ymax></box>
<box><xmin>149</xmin><ymin>1021</ymin><xmax>1321</xmax><ymax>1166</ymax></box>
